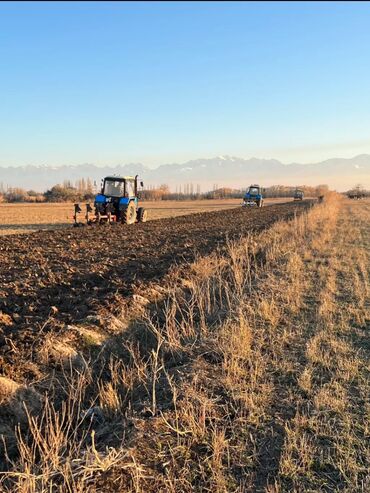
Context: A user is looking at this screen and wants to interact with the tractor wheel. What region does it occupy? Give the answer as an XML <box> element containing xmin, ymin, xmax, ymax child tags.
<box><xmin>257</xmin><ymin>199</ymin><xmax>263</xmax><ymax>208</ymax></box>
<box><xmin>137</xmin><ymin>207</ymin><xmax>148</xmax><ymax>223</ymax></box>
<box><xmin>121</xmin><ymin>202</ymin><xmax>137</xmax><ymax>225</ymax></box>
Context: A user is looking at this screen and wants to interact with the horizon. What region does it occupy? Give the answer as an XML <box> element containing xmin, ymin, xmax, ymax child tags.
<box><xmin>1</xmin><ymin>1</ymin><xmax>370</xmax><ymax>171</ymax></box>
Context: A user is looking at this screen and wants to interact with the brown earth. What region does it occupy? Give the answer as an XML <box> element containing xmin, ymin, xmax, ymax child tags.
<box><xmin>0</xmin><ymin>198</ymin><xmax>289</xmax><ymax>235</ymax></box>
<box><xmin>0</xmin><ymin>201</ymin><xmax>312</xmax><ymax>381</ymax></box>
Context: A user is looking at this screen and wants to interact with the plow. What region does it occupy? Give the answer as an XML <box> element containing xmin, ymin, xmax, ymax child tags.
<box><xmin>73</xmin><ymin>175</ymin><xmax>147</xmax><ymax>227</ymax></box>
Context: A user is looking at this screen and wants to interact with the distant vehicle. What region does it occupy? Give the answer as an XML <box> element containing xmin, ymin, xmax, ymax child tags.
<box><xmin>73</xmin><ymin>175</ymin><xmax>147</xmax><ymax>226</ymax></box>
<box><xmin>294</xmin><ymin>189</ymin><xmax>304</xmax><ymax>201</ymax></box>
<box><xmin>242</xmin><ymin>184</ymin><xmax>264</xmax><ymax>208</ymax></box>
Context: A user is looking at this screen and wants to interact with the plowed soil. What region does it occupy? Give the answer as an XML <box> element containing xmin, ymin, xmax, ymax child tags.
<box><xmin>0</xmin><ymin>201</ymin><xmax>311</xmax><ymax>377</ymax></box>
<box><xmin>0</xmin><ymin>198</ymin><xmax>288</xmax><ymax>235</ymax></box>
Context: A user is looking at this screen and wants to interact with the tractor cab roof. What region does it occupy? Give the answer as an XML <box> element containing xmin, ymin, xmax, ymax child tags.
<box><xmin>104</xmin><ymin>176</ymin><xmax>136</xmax><ymax>181</ymax></box>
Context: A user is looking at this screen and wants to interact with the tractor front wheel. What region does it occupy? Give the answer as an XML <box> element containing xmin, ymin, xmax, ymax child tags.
<box><xmin>137</xmin><ymin>207</ymin><xmax>148</xmax><ymax>223</ymax></box>
<box><xmin>121</xmin><ymin>202</ymin><xmax>137</xmax><ymax>225</ymax></box>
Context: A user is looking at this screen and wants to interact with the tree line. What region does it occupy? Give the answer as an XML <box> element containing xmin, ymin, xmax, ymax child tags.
<box><xmin>0</xmin><ymin>179</ymin><xmax>96</xmax><ymax>203</ymax></box>
<box><xmin>142</xmin><ymin>184</ymin><xmax>331</xmax><ymax>201</ymax></box>
<box><xmin>345</xmin><ymin>184</ymin><xmax>370</xmax><ymax>199</ymax></box>
<box><xmin>0</xmin><ymin>180</ymin><xmax>332</xmax><ymax>203</ymax></box>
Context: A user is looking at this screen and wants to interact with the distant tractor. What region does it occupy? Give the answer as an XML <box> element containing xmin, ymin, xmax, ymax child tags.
<box><xmin>294</xmin><ymin>189</ymin><xmax>304</xmax><ymax>201</ymax></box>
<box><xmin>74</xmin><ymin>175</ymin><xmax>147</xmax><ymax>226</ymax></box>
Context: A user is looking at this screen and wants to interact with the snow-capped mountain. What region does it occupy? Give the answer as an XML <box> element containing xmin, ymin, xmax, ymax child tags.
<box><xmin>0</xmin><ymin>155</ymin><xmax>369</xmax><ymax>192</ymax></box>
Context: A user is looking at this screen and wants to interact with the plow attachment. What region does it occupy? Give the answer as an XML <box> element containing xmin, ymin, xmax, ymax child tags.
<box><xmin>242</xmin><ymin>200</ymin><xmax>257</xmax><ymax>207</ymax></box>
<box><xmin>73</xmin><ymin>203</ymin><xmax>108</xmax><ymax>227</ymax></box>
<box><xmin>73</xmin><ymin>203</ymin><xmax>141</xmax><ymax>226</ymax></box>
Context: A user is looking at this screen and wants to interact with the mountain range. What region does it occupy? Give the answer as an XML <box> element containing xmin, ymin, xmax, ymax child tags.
<box><xmin>0</xmin><ymin>154</ymin><xmax>369</xmax><ymax>192</ymax></box>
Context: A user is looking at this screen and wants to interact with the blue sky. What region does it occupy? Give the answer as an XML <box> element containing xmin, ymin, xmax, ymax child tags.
<box><xmin>1</xmin><ymin>1</ymin><xmax>370</xmax><ymax>167</ymax></box>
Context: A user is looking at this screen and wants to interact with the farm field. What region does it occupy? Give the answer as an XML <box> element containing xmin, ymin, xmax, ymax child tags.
<box><xmin>0</xmin><ymin>201</ymin><xmax>310</xmax><ymax>350</ymax></box>
<box><xmin>0</xmin><ymin>197</ymin><xmax>368</xmax><ymax>492</ymax></box>
<box><xmin>0</xmin><ymin>197</ymin><xmax>290</xmax><ymax>235</ymax></box>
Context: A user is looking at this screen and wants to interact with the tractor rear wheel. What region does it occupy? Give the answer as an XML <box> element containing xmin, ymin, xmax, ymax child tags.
<box><xmin>121</xmin><ymin>202</ymin><xmax>136</xmax><ymax>225</ymax></box>
<box><xmin>257</xmin><ymin>199</ymin><xmax>263</xmax><ymax>208</ymax></box>
<box><xmin>137</xmin><ymin>207</ymin><xmax>148</xmax><ymax>222</ymax></box>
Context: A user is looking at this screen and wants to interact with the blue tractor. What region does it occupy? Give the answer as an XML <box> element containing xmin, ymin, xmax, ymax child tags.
<box><xmin>242</xmin><ymin>184</ymin><xmax>264</xmax><ymax>208</ymax></box>
<box><xmin>74</xmin><ymin>175</ymin><xmax>147</xmax><ymax>226</ymax></box>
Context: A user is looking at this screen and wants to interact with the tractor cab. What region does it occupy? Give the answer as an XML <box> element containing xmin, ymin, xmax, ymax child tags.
<box><xmin>96</xmin><ymin>176</ymin><xmax>137</xmax><ymax>210</ymax></box>
<box><xmin>74</xmin><ymin>175</ymin><xmax>147</xmax><ymax>226</ymax></box>
<box><xmin>242</xmin><ymin>184</ymin><xmax>264</xmax><ymax>208</ymax></box>
<box><xmin>101</xmin><ymin>176</ymin><xmax>137</xmax><ymax>199</ymax></box>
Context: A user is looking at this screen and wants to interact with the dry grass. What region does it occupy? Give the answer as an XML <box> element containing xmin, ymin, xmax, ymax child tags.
<box><xmin>0</xmin><ymin>196</ymin><xmax>369</xmax><ymax>492</ymax></box>
<box><xmin>0</xmin><ymin>198</ymin><xmax>288</xmax><ymax>235</ymax></box>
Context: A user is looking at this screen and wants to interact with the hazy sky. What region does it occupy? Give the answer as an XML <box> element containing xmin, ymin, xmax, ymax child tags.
<box><xmin>1</xmin><ymin>1</ymin><xmax>370</xmax><ymax>168</ymax></box>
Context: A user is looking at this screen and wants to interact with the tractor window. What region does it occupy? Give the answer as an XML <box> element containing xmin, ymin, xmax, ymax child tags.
<box><xmin>126</xmin><ymin>180</ymin><xmax>135</xmax><ymax>197</ymax></box>
<box><xmin>104</xmin><ymin>180</ymin><xmax>125</xmax><ymax>197</ymax></box>
<box><xmin>249</xmin><ymin>187</ymin><xmax>259</xmax><ymax>195</ymax></box>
